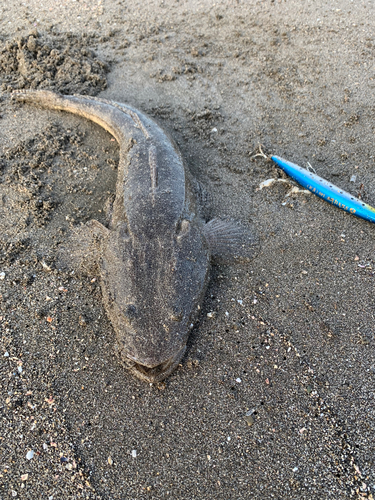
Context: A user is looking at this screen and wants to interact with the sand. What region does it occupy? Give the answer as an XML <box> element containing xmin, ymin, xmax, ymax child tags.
<box><xmin>0</xmin><ymin>1</ymin><xmax>374</xmax><ymax>499</ymax></box>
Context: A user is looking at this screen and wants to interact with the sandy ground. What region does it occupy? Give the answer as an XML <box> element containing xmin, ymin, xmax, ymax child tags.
<box><xmin>0</xmin><ymin>0</ymin><xmax>375</xmax><ymax>499</ymax></box>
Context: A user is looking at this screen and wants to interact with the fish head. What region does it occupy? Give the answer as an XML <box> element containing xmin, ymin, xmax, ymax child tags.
<box><xmin>100</xmin><ymin>219</ymin><xmax>210</xmax><ymax>383</ymax></box>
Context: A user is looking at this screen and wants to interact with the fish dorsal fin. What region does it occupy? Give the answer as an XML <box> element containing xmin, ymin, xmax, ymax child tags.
<box><xmin>203</xmin><ymin>218</ymin><xmax>259</xmax><ymax>262</ymax></box>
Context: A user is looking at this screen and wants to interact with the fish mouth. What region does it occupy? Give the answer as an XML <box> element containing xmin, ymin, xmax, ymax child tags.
<box><xmin>126</xmin><ymin>346</ymin><xmax>186</xmax><ymax>383</ymax></box>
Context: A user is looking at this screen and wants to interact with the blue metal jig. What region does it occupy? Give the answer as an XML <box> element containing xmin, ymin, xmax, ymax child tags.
<box><xmin>271</xmin><ymin>155</ymin><xmax>375</xmax><ymax>224</ymax></box>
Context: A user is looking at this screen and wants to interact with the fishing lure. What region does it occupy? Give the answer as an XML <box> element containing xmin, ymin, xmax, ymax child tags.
<box><xmin>271</xmin><ymin>155</ymin><xmax>375</xmax><ymax>224</ymax></box>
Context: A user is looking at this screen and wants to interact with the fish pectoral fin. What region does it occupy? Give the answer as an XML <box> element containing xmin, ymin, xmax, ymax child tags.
<box><xmin>86</xmin><ymin>219</ymin><xmax>111</xmax><ymax>238</ymax></box>
<box><xmin>203</xmin><ymin>218</ymin><xmax>259</xmax><ymax>262</ymax></box>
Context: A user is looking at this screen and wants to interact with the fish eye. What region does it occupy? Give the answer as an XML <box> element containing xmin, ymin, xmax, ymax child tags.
<box><xmin>124</xmin><ymin>304</ymin><xmax>137</xmax><ymax>321</ymax></box>
<box><xmin>176</xmin><ymin>219</ymin><xmax>190</xmax><ymax>239</ymax></box>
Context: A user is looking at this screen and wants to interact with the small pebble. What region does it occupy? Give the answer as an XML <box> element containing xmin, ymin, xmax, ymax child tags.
<box><xmin>244</xmin><ymin>415</ymin><xmax>255</xmax><ymax>426</ymax></box>
<box><xmin>108</xmin><ymin>456</ymin><xmax>113</xmax><ymax>465</ymax></box>
<box><xmin>18</xmin><ymin>366</ymin><xmax>23</xmax><ymax>374</ymax></box>
<box><xmin>21</xmin><ymin>474</ymin><xmax>28</xmax><ymax>481</ymax></box>
<box><xmin>4</xmin><ymin>352</ymin><xmax>9</xmax><ymax>357</ymax></box>
<box><xmin>350</xmin><ymin>174</ymin><xmax>357</xmax><ymax>182</ymax></box>
<box><xmin>26</xmin><ymin>450</ymin><xmax>34</xmax><ymax>460</ymax></box>
<box><xmin>207</xmin><ymin>312</ymin><xmax>214</xmax><ymax>318</ymax></box>
<box><xmin>236</xmin><ymin>378</ymin><xmax>242</xmax><ymax>383</ymax></box>
<box><xmin>0</xmin><ymin>272</ymin><xmax>5</xmax><ymax>280</ymax></box>
<box><xmin>78</xmin><ymin>315</ymin><xmax>87</xmax><ymax>327</ymax></box>
<box><xmin>131</xmin><ymin>450</ymin><xmax>137</xmax><ymax>458</ymax></box>
<box><xmin>41</xmin><ymin>261</ymin><xmax>52</xmax><ymax>272</ymax></box>
<box><xmin>11</xmin><ymin>491</ymin><xmax>17</xmax><ymax>497</ymax></box>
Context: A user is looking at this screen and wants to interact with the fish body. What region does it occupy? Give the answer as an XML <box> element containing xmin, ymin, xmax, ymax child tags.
<box><xmin>272</xmin><ymin>155</ymin><xmax>375</xmax><ymax>224</ymax></box>
<box><xmin>13</xmin><ymin>90</ymin><xmax>257</xmax><ymax>383</ymax></box>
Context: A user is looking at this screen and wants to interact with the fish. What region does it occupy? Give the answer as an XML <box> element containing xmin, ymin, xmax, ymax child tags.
<box><xmin>271</xmin><ymin>155</ymin><xmax>375</xmax><ymax>224</ymax></box>
<box><xmin>12</xmin><ymin>90</ymin><xmax>258</xmax><ymax>383</ymax></box>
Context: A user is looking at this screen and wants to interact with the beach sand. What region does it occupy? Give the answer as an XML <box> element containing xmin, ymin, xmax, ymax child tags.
<box><xmin>0</xmin><ymin>1</ymin><xmax>374</xmax><ymax>498</ymax></box>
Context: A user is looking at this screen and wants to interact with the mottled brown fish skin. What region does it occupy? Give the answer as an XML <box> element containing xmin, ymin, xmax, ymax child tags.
<box><xmin>12</xmin><ymin>90</ymin><xmax>211</xmax><ymax>383</ymax></box>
